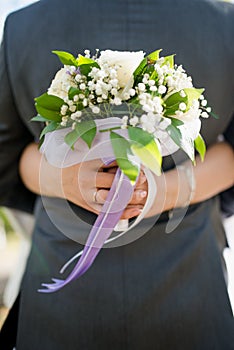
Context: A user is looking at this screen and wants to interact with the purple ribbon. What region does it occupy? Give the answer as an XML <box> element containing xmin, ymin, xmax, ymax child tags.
<box><xmin>38</xmin><ymin>168</ymin><xmax>134</xmax><ymax>293</ymax></box>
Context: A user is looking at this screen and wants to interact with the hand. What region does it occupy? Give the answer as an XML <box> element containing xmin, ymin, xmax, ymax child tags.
<box><xmin>20</xmin><ymin>143</ymin><xmax>148</xmax><ymax>219</ymax></box>
<box><xmin>92</xmin><ymin>162</ymin><xmax>148</xmax><ymax>219</ymax></box>
<box><xmin>41</xmin><ymin>156</ymin><xmax>148</xmax><ymax>219</ymax></box>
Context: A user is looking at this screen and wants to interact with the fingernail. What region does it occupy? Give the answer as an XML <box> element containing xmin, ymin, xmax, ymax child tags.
<box><xmin>139</xmin><ymin>175</ymin><xmax>147</xmax><ymax>184</ymax></box>
<box><xmin>131</xmin><ymin>209</ymin><xmax>141</xmax><ymax>217</ymax></box>
<box><xmin>139</xmin><ymin>190</ymin><xmax>147</xmax><ymax>198</ymax></box>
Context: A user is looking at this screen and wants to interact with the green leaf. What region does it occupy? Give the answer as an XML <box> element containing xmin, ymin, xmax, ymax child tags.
<box><xmin>35</xmin><ymin>105</ymin><xmax>61</xmax><ymax>122</ymax></box>
<box><xmin>166</xmin><ymin>123</ymin><xmax>182</xmax><ymax>147</ymax></box>
<box><xmin>68</xmin><ymin>87</ymin><xmax>81</xmax><ymax>100</ymax></box>
<box><xmin>164</xmin><ymin>91</ymin><xmax>187</xmax><ymax>116</ymax></box>
<box><xmin>52</xmin><ymin>50</ymin><xmax>78</xmax><ymax>66</ymax></box>
<box><xmin>65</xmin><ymin>121</ymin><xmax>97</xmax><ymax>149</ymax></box>
<box><xmin>133</xmin><ymin>58</ymin><xmax>147</xmax><ymax>82</ymax></box>
<box><xmin>38</xmin><ymin>135</ymin><xmax>45</xmax><ymax>149</ymax></box>
<box><xmin>31</xmin><ymin>114</ymin><xmax>49</xmax><ymax>122</ymax></box>
<box><xmin>183</xmin><ymin>88</ymin><xmax>204</xmax><ymax>110</ymax></box>
<box><xmin>133</xmin><ymin>50</ymin><xmax>162</xmax><ymax>83</ymax></box>
<box><xmin>77</xmin><ymin>55</ymin><xmax>97</xmax><ymax>66</ymax></box>
<box><xmin>147</xmin><ymin>49</ymin><xmax>162</xmax><ymax>62</ymax></box>
<box><xmin>194</xmin><ymin>134</ymin><xmax>206</xmax><ymax>161</ymax></box>
<box><xmin>110</xmin><ymin>131</ymin><xmax>139</xmax><ymax>184</ymax></box>
<box><xmin>131</xmin><ymin>141</ymin><xmax>162</xmax><ymax>176</ymax></box>
<box><xmin>35</xmin><ymin>93</ymin><xmax>64</xmax><ymax>122</ymax></box>
<box><xmin>64</xmin><ymin>129</ymin><xmax>80</xmax><ymax>149</ymax></box>
<box><xmin>75</xmin><ymin>120</ymin><xmax>97</xmax><ymax>148</ymax></box>
<box><xmin>128</xmin><ymin>126</ymin><xmax>154</xmax><ymax>145</ymax></box>
<box><xmin>40</xmin><ymin>121</ymin><xmax>60</xmax><ymax>139</ymax></box>
<box><xmin>210</xmin><ymin>111</ymin><xmax>219</xmax><ymax>119</ymax></box>
<box><xmin>170</xmin><ymin>117</ymin><xmax>184</xmax><ymax>127</ymax></box>
<box><xmin>35</xmin><ymin>93</ymin><xmax>64</xmax><ymax>110</ymax></box>
<box><xmin>79</xmin><ymin>63</ymin><xmax>100</xmax><ymax>76</ymax></box>
<box><xmin>163</xmin><ymin>54</ymin><xmax>175</xmax><ymax>68</ymax></box>
<box><xmin>128</xmin><ymin>127</ymin><xmax>162</xmax><ymax>176</ymax></box>
<box><xmin>164</xmin><ymin>88</ymin><xmax>204</xmax><ymax>116</ymax></box>
<box><xmin>76</xmin><ymin>55</ymin><xmax>100</xmax><ymax>76</ymax></box>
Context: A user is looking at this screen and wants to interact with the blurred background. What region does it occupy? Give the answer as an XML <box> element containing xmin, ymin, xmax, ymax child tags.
<box><xmin>0</xmin><ymin>0</ymin><xmax>38</xmax><ymax>328</ymax></box>
<box><xmin>0</xmin><ymin>0</ymin><xmax>233</xmax><ymax>329</ymax></box>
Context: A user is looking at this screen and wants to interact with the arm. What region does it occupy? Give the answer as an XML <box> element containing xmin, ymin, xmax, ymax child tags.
<box><xmin>19</xmin><ymin>142</ymin><xmax>146</xmax><ymax>219</ymax></box>
<box><xmin>146</xmin><ymin>141</ymin><xmax>234</xmax><ymax>217</ymax></box>
<box><xmin>0</xmin><ymin>32</ymin><xmax>35</xmax><ymax>212</ymax></box>
<box><xmin>19</xmin><ymin>140</ymin><xmax>234</xmax><ymax>220</ymax></box>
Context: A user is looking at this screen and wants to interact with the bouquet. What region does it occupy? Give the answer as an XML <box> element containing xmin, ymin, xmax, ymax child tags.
<box><xmin>33</xmin><ymin>49</ymin><xmax>211</xmax><ymax>293</ymax></box>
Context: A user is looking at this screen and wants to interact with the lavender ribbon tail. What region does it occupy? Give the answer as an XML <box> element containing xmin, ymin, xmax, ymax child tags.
<box><xmin>38</xmin><ymin>168</ymin><xmax>134</xmax><ymax>293</ymax></box>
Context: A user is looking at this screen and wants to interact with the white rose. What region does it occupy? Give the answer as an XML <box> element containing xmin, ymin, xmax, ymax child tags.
<box><xmin>174</xmin><ymin>99</ymin><xmax>201</xmax><ymax>123</ymax></box>
<box><xmin>48</xmin><ymin>67</ymin><xmax>76</xmax><ymax>99</ymax></box>
<box><xmin>98</xmin><ymin>50</ymin><xmax>145</xmax><ymax>88</ymax></box>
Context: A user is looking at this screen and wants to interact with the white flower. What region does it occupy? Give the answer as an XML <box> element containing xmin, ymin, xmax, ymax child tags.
<box><xmin>158</xmin><ymin>85</ymin><xmax>167</xmax><ymax>94</ymax></box>
<box><xmin>69</xmin><ymin>105</ymin><xmax>77</xmax><ymax>112</ymax></box>
<box><xmin>71</xmin><ymin>111</ymin><xmax>82</xmax><ymax>120</ymax></box>
<box><xmin>129</xmin><ymin>116</ymin><xmax>139</xmax><ymax>127</ymax></box>
<box><xmin>138</xmin><ymin>83</ymin><xmax>146</xmax><ymax>92</ymax></box>
<box><xmin>201</xmin><ymin>99</ymin><xmax>207</xmax><ymax>107</ymax></box>
<box><xmin>201</xmin><ymin>111</ymin><xmax>209</xmax><ymax>118</ymax></box>
<box><xmin>179</xmin><ymin>102</ymin><xmax>187</xmax><ymax>111</ymax></box>
<box><xmin>84</xmin><ymin>49</ymin><xmax>91</xmax><ymax>58</ymax></box>
<box><xmin>111</xmin><ymin>88</ymin><xmax>118</xmax><ymax>96</ymax></box>
<box><xmin>159</xmin><ymin>117</ymin><xmax>171</xmax><ymax>130</ymax></box>
<box><xmin>79</xmin><ymin>83</ymin><xmax>86</xmax><ymax>90</ymax></box>
<box><xmin>75</xmin><ymin>74</ymin><xmax>82</xmax><ymax>82</ymax></box>
<box><xmin>129</xmin><ymin>88</ymin><xmax>136</xmax><ymax>96</ymax></box>
<box><xmin>92</xmin><ymin>106</ymin><xmax>100</xmax><ymax>114</ymax></box>
<box><xmin>175</xmin><ymin>100</ymin><xmax>201</xmax><ymax>122</ymax></box>
<box><xmin>112</xmin><ymin>97</ymin><xmax>122</xmax><ymax>105</ymax></box>
<box><xmin>148</xmin><ymin>80</ymin><xmax>155</xmax><ymax>86</ymax></box>
<box><xmin>48</xmin><ymin>68</ymin><xmax>76</xmax><ymax>99</ymax></box>
<box><xmin>82</xmin><ymin>99</ymin><xmax>88</xmax><ymax>107</ymax></box>
<box><xmin>61</xmin><ymin>105</ymin><xmax>68</xmax><ymax>115</ymax></box>
<box><xmin>98</xmin><ymin>50</ymin><xmax>145</xmax><ymax>88</ymax></box>
<box><xmin>180</xmin><ymin>90</ymin><xmax>186</xmax><ymax>98</ymax></box>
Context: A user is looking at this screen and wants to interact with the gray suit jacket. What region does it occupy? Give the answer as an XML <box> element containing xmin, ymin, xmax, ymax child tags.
<box><xmin>1</xmin><ymin>2</ymin><xmax>234</xmax><ymax>349</ymax></box>
<box><xmin>0</xmin><ymin>0</ymin><xmax>234</xmax><ymax>213</ymax></box>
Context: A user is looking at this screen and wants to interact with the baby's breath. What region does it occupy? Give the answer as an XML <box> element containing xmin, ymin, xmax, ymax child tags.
<box><xmin>47</xmin><ymin>49</ymin><xmax>211</xmax><ymax>132</ymax></box>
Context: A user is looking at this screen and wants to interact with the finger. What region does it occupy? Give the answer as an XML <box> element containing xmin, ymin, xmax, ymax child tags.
<box><xmin>95</xmin><ymin>186</ymin><xmax>148</xmax><ymax>206</ymax></box>
<box><xmin>96</xmin><ymin>172</ymin><xmax>115</xmax><ymax>188</ymax></box>
<box><xmin>94</xmin><ymin>189</ymin><xmax>109</xmax><ymax>204</ymax></box>
<box><xmin>101</xmin><ymin>161</ymin><xmax>118</xmax><ymax>169</ymax></box>
<box><xmin>105</xmin><ymin>166</ymin><xmax>118</xmax><ymax>174</ymax></box>
<box><xmin>129</xmin><ymin>189</ymin><xmax>147</xmax><ymax>205</ymax></box>
<box><xmin>136</xmin><ymin>170</ymin><xmax>147</xmax><ymax>185</ymax></box>
<box><xmin>120</xmin><ymin>207</ymin><xmax>142</xmax><ymax>220</ymax></box>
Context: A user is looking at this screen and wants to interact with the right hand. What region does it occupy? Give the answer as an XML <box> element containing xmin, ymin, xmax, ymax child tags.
<box><xmin>20</xmin><ymin>143</ymin><xmax>147</xmax><ymax>219</ymax></box>
<box><xmin>60</xmin><ymin>160</ymin><xmax>148</xmax><ymax>219</ymax></box>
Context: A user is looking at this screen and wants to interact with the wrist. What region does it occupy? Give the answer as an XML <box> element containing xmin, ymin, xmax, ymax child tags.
<box><xmin>145</xmin><ymin>163</ymin><xmax>196</xmax><ymax>218</ymax></box>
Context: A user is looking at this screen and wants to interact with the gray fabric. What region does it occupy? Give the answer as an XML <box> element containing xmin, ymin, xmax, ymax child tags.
<box><xmin>0</xmin><ymin>0</ymin><xmax>234</xmax><ymax>349</ymax></box>
<box><xmin>18</xmin><ymin>197</ymin><xmax>234</xmax><ymax>349</ymax></box>
<box><xmin>221</xmin><ymin>117</ymin><xmax>234</xmax><ymax>217</ymax></box>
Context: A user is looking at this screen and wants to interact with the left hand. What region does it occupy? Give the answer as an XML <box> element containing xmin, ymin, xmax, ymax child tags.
<box><xmin>94</xmin><ymin>162</ymin><xmax>148</xmax><ymax>219</ymax></box>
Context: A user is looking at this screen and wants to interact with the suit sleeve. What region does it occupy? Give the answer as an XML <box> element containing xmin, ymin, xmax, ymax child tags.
<box><xmin>220</xmin><ymin>116</ymin><xmax>234</xmax><ymax>218</ymax></box>
<box><xmin>0</xmin><ymin>30</ymin><xmax>36</xmax><ymax>213</ymax></box>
